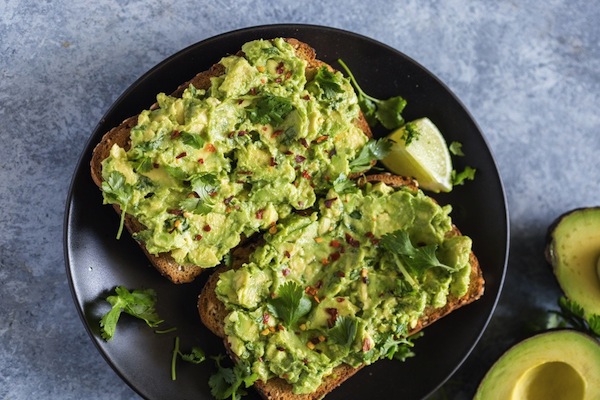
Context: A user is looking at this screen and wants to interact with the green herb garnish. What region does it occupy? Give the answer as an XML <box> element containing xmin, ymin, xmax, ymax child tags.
<box><xmin>208</xmin><ymin>354</ymin><xmax>258</xmax><ymax>400</ymax></box>
<box><xmin>349</xmin><ymin>138</ymin><xmax>393</xmax><ymax>174</ymax></box>
<box><xmin>101</xmin><ymin>171</ymin><xmax>133</xmax><ymax>239</ymax></box>
<box><xmin>338</xmin><ymin>59</ymin><xmax>407</xmax><ymax>130</ymax></box>
<box><xmin>99</xmin><ymin>286</ymin><xmax>163</xmax><ymax>341</ymax></box>
<box><xmin>171</xmin><ymin>336</ymin><xmax>206</xmax><ymax>380</ymax></box>
<box><xmin>451</xmin><ymin>166</ymin><xmax>477</xmax><ymax>186</ymax></box>
<box><xmin>267</xmin><ymin>281</ymin><xmax>312</xmax><ymax>328</ymax></box>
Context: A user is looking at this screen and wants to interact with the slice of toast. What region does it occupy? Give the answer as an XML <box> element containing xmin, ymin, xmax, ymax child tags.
<box><xmin>198</xmin><ymin>175</ymin><xmax>485</xmax><ymax>400</ymax></box>
<box><xmin>90</xmin><ymin>38</ymin><xmax>372</xmax><ymax>284</ymax></box>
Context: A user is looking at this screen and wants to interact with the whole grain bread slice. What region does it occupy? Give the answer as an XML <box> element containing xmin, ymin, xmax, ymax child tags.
<box><xmin>198</xmin><ymin>175</ymin><xmax>485</xmax><ymax>400</ymax></box>
<box><xmin>89</xmin><ymin>39</ymin><xmax>373</xmax><ymax>284</ymax></box>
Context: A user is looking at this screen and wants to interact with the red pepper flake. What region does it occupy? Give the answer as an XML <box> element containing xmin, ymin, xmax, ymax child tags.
<box><xmin>237</xmin><ymin>99</ymin><xmax>244</xmax><ymax>105</ymax></box>
<box><xmin>205</xmin><ymin>143</ymin><xmax>216</xmax><ymax>153</ymax></box>
<box><xmin>272</xmin><ymin>130</ymin><xmax>283</xmax><ymax>138</ymax></box>
<box><xmin>295</xmin><ymin>154</ymin><xmax>306</xmax><ymax>163</ymax></box>
<box><xmin>263</xmin><ymin>313</ymin><xmax>270</xmax><ymax>324</ymax></box>
<box><xmin>299</xmin><ymin>138</ymin><xmax>309</xmax><ymax>148</ymax></box>
<box><xmin>270</xmin><ymin>157</ymin><xmax>277</xmax><ymax>167</ymax></box>
<box><xmin>315</xmin><ymin>280</ymin><xmax>323</xmax><ymax>289</ymax></box>
<box><xmin>277</xmin><ymin>346</ymin><xmax>285</xmax><ymax>352</ymax></box>
<box><xmin>275</xmin><ymin>77</ymin><xmax>282</xmax><ymax>83</ymax></box>
<box><xmin>336</xmin><ymin>297</ymin><xmax>345</xmax><ymax>302</ymax></box>
<box><xmin>176</xmin><ymin>151</ymin><xmax>187</xmax><ymax>159</ymax></box>
<box><xmin>168</xmin><ymin>209</ymin><xmax>183</xmax><ymax>215</ymax></box>
<box><xmin>276</xmin><ymin>62</ymin><xmax>285</xmax><ymax>74</ymax></box>
<box><xmin>284</xmin><ymin>250</ymin><xmax>291</xmax><ymax>258</ymax></box>
<box><xmin>325</xmin><ymin>308</ymin><xmax>338</xmax><ymax>328</ymax></box>
<box><xmin>238</xmin><ymin>130</ymin><xmax>247</xmax><ymax>136</ymax></box>
<box><xmin>282</xmin><ymin>268</ymin><xmax>290</xmax><ymax>276</ymax></box>
<box><xmin>223</xmin><ymin>196</ymin><xmax>234</xmax><ymax>205</ymax></box>
<box><xmin>321</xmin><ymin>258</ymin><xmax>329</xmax><ymax>265</ymax></box>
<box><xmin>250</xmin><ymin>87</ymin><xmax>257</xmax><ymax>95</ymax></box>
<box><xmin>330</xmin><ymin>240</ymin><xmax>341</xmax><ymax>248</ymax></box>
<box><xmin>203</xmin><ymin>224</ymin><xmax>211</xmax><ymax>232</ymax></box>
<box><xmin>153</xmin><ymin>162</ymin><xmax>160</xmax><ymax>169</ymax></box>
<box><xmin>303</xmin><ymin>94</ymin><xmax>310</xmax><ymax>101</ymax></box>
<box><xmin>362</xmin><ymin>337</ymin><xmax>373</xmax><ymax>352</ymax></box>
<box><xmin>324</xmin><ymin>197</ymin><xmax>338</xmax><ymax>208</ymax></box>
<box><xmin>256</xmin><ymin>209</ymin><xmax>265</xmax><ymax>219</ymax></box>
<box><xmin>329</xmin><ymin>251</ymin><xmax>341</xmax><ymax>262</ymax></box>
<box><xmin>305</xmin><ymin>286</ymin><xmax>318</xmax><ymax>296</ymax></box>
<box><xmin>301</xmin><ymin>170</ymin><xmax>311</xmax><ymax>180</ymax></box>
<box><xmin>336</xmin><ymin>271</ymin><xmax>346</xmax><ymax>278</ymax></box>
<box><xmin>237</xmin><ymin>170</ymin><xmax>253</xmax><ymax>175</ymax></box>
<box><xmin>315</xmin><ymin>135</ymin><xmax>328</xmax><ymax>143</ymax></box>
<box><xmin>197</xmin><ymin>158</ymin><xmax>204</xmax><ymax>164</ymax></box>
<box><xmin>345</xmin><ymin>233</ymin><xmax>360</xmax><ymax>248</ymax></box>
<box><xmin>170</xmin><ymin>130</ymin><xmax>181</xmax><ymax>139</ymax></box>
<box><xmin>285</xmin><ymin>71</ymin><xmax>292</xmax><ymax>80</ymax></box>
<box><xmin>194</xmin><ymin>234</ymin><xmax>203</xmax><ymax>241</ymax></box>
<box><xmin>329</xmin><ymin>147</ymin><xmax>337</xmax><ymax>158</ymax></box>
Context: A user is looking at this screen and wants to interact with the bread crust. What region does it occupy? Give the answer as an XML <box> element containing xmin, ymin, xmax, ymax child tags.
<box><xmin>90</xmin><ymin>39</ymin><xmax>372</xmax><ymax>284</ymax></box>
<box><xmin>198</xmin><ymin>176</ymin><xmax>484</xmax><ymax>400</ymax></box>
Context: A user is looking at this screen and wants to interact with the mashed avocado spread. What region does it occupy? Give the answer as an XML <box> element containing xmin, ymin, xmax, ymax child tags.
<box><xmin>216</xmin><ymin>181</ymin><xmax>472</xmax><ymax>394</ymax></box>
<box><xmin>101</xmin><ymin>38</ymin><xmax>367</xmax><ymax>267</ymax></box>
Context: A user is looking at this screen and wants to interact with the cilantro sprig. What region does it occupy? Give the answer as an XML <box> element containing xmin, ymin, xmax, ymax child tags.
<box><xmin>171</xmin><ymin>336</ymin><xmax>206</xmax><ymax>380</ymax></box>
<box><xmin>180</xmin><ymin>173</ymin><xmax>219</xmax><ymax>214</ymax></box>
<box><xmin>380</xmin><ymin>230</ymin><xmax>453</xmax><ymax>288</ymax></box>
<box><xmin>99</xmin><ymin>286</ymin><xmax>163</xmax><ymax>341</ymax></box>
<box><xmin>546</xmin><ymin>297</ymin><xmax>600</xmax><ymax>338</ymax></box>
<box><xmin>338</xmin><ymin>59</ymin><xmax>407</xmax><ymax>130</ymax></box>
<box><xmin>208</xmin><ymin>354</ymin><xmax>258</xmax><ymax>400</ymax></box>
<box><xmin>267</xmin><ymin>281</ymin><xmax>312</xmax><ymax>328</ymax></box>
<box><xmin>101</xmin><ymin>171</ymin><xmax>133</xmax><ymax>239</ymax></box>
<box><xmin>349</xmin><ymin>138</ymin><xmax>393</xmax><ymax>174</ymax></box>
<box><xmin>247</xmin><ymin>93</ymin><xmax>294</xmax><ymax>126</ymax></box>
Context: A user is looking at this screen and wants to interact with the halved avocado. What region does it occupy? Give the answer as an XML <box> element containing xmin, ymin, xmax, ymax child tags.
<box><xmin>474</xmin><ymin>330</ymin><xmax>600</xmax><ymax>400</ymax></box>
<box><xmin>546</xmin><ymin>207</ymin><xmax>600</xmax><ymax>318</ymax></box>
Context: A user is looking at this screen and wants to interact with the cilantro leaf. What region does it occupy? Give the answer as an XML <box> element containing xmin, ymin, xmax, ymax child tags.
<box><xmin>247</xmin><ymin>93</ymin><xmax>294</xmax><ymax>126</ymax></box>
<box><xmin>329</xmin><ymin>316</ymin><xmax>358</xmax><ymax>347</ymax></box>
<box><xmin>180</xmin><ymin>173</ymin><xmax>219</xmax><ymax>214</ymax></box>
<box><xmin>380</xmin><ymin>230</ymin><xmax>453</xmax><ymax>288</ymax></box>
<box><xmin>267</xmin><ymin>281</ymin><xmax>312</xmax><ymax>328</ymax></box>
<box><xmin>311</xmin><ymin>67</ymin><xmax>345</xmax><ymax>101</ymax></box>
<box><xmin>552</xmin><ymin>297</ymin><xmax>600</xmax><ymax>338</ymax></box>
<box><xmin>132</xmin><ymin>156</ymin><xmax>153</xmax><ymax>173</ymax></box>
<box><xmin>332</xmin><ymin>174</ymin><xmax>359</xmax><ymax>194</ymax></box>
<box><xmin>99</xmin><ymin>286</ymin><xmax>163</xmax><ymax>341</ymax></box>
<box><xmin>349</xmin><ymin>138</ymin><xmax>393</xmax><ymax>174</ymax></box>
<box><xmin>449</xmin><ymin>141</ymin><xmax>465</xmax><ymax>156</ymax></box>
<box><xmin>101</xmin><ymin>171</ymin><xmax>133</xmax><ymax>239</ymax></box>
<box><xmin>180</xmin><ymin>131</ymin><xmax>205</xmax><ymax>149</ymax></box>
<box><xmin>208</xmin><ymin>355</ymin><xmax>258</xmax><ymax>400</ymax></box>
<box><xmin>338</xmin><ymin>59</ymin><xmax>407</xmax><ymax>130</ymax></box>
<box><xmin>401</xmin><ymin>122</ymin><xmax>421</xmax><ymax>147</ymax></box>
<box><xmin>451</xmin><ymin>166</ymin><xmax>476</xmax><ymax>186</ymax></box>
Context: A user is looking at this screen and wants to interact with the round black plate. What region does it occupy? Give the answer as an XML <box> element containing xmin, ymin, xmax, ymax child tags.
<box><xmin>65</xmin><ymin>24</ymin><xmax>508</xmax><ymax>400</ymax></box>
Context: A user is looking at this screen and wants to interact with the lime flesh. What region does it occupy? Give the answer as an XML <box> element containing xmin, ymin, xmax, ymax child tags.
<box><xmin>381</xmin><ymin>117</ymin><xmax>452</xmax><ymax>192</ymax></box>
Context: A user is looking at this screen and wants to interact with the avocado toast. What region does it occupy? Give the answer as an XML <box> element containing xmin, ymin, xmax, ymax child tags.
<box><xmin>90</xmin><ymin>37</ymin><xmax>485</xmax><ymax>399</ymax></box>
<box><xmin>199</xmin><ymin>173</ymin><xmax>484</xmax><ymax>399</ymax></box>
<box><xmin>90</xmin><ymin>38</ymin><xmax>372</xmax><ymax>283</ymax></box>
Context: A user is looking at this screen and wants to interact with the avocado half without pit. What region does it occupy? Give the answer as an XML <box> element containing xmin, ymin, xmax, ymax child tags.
<box><xmin>546</xmin><ymin>207</ymin><xmax>600</xmax><ymax>318</ymax></box>
<box><xmin>474</xmin><ymin>330</ymin><xmax>600</xmax><ymax>400</ymax></box>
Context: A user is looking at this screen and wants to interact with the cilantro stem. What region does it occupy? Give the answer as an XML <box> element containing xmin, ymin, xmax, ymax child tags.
<box><xmin>171</xmin><ymin>336</ymin><xmax>180</xmax><ymax>381</ymax></box>
<box><xmin>116</xmin><ymin>206</ymin><xmax>126</xmax><ymax>239</ymax></box>
<box><xmin>392</xmin><ymin>253</ymin><xmax>418</xmax><ymax>289</ymax></box>
<box><xmin>337</xmin><ymin>59</ymin><xmax>377</xmax><ymax>103</ymax></box>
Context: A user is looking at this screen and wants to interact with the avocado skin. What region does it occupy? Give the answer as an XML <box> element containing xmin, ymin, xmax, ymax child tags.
<box><xmin>474</xmin><ymin>329</ymin><xmax>600</xmax><ymax>400</ymax></box>
<box><xmin>545</xmin><ymin>207</ymin><xmax>600</xmax><ymax>318</ymax></box>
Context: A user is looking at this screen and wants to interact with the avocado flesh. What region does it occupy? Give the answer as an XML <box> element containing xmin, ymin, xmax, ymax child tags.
<box><xmin>548</xmin><ymin>207</ymin><xmax>600</xmax><ymax>317</ymax></box>
<box><xmin>475</xmin><ymin>330</ymin><xmax>600</xmax><ymax>400</ymax></box>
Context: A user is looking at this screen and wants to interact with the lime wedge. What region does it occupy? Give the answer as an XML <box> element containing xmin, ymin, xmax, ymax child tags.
<box><xmin>381</xmin><ymin>117</ymin><xmax>453</xmax><ymax>192</ymax></box>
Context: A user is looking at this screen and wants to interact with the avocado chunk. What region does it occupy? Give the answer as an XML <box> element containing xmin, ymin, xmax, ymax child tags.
<box><xmin>546</xmin><ymin>207</ymin><xmax>600</xmax><ymax>318</ymax></box>
<box><xmin>474</xmin><ymin>330</ymin><xmax>600</xmax><ymax>400</ymax></box>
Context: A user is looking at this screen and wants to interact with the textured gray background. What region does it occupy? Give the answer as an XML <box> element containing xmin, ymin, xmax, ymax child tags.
<box><xmin>1</xmin><ymin>1</ymin><xmax>599</xmax><ymax>399</ymax></box>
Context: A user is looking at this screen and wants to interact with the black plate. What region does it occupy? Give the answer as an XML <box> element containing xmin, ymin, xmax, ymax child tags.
<box><xmin>65</xmin><ymin>24</ymin><xmax>508</xmax><ymax>400</ymax></box>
